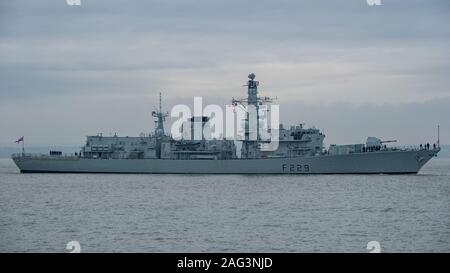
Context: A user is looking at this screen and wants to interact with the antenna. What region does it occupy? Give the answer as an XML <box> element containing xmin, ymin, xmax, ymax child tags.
<box><xmin>159</xmin><ymin>92</ymin><xmax>162</xmax><ymax>114</ymax></box>
<box><xmin>438</xmin><ymin>124</ymin><xmax>440</xmax><ymax>148</ymax></box>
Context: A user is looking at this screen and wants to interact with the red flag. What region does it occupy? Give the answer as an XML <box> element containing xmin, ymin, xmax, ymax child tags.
<box><xmin>15</xmin><ymin>136</ymin><xmax>24</xmax><ymax>143</ymax></box>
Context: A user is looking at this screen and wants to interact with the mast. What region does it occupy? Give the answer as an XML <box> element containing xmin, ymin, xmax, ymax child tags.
<box><xmin>152</xmin><ymin>92</ymin><xmax>168</xmax><ymax>136</ymax></box>
<box><xmin>152</xmin><ymin>92</ymin><xmax>168</xmax><ymax>159</ymax></box>
<box><xmin>246</xmin><ymin>73</ymin><xmax>259</xmax><ymax>141</ymax></box>
<box><xmin>438</xmin><ymin>124</ymin><xmax>440</xmax><ymax>148</ymax></box>
<box><xmin>232</xmin><ymin>73</ymin><xmax>275</xmax><ymax>158</ymax></box>
<box><xmin>159</xmin><ymin>91</ymin><xmax>162</xmax><ymax>115</ymax></box>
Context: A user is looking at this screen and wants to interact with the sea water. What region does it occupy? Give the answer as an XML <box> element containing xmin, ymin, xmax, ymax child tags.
<box><xmin>0</xmin><ymin>158</ymin><xmax>449</xmax><ymax>252</ymax></box>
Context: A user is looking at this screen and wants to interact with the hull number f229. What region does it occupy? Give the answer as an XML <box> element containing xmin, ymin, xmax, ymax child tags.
<box><xmin>282</xmin><ymin>163</ymin><xmax>310</xmax><ymax>173</ymax></box>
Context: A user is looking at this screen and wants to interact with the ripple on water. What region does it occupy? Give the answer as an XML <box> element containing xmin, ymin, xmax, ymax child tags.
<box><xmin>0</xmin><ymin>158</ymin><xmax>449</xmax><ymax>252</ymax></box>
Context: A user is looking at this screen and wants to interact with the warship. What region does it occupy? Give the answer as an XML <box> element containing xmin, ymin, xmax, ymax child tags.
<box><xmin>12</xmin><ymin>74</ymin><xmax>440</xmax><ymax>174</ymax></box>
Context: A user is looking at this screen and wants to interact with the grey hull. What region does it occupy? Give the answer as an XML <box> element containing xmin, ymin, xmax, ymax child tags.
<box><xmin>12</xmin><ymin>148</ymin><xmax>439</xmax><ymax>174</ymax></box>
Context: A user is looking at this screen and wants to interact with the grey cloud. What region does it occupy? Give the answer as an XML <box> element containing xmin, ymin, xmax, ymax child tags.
<box><xmin>0</xmin><ymin>0</ymin><xmax>449</xmax><ymax>145</ymax></box>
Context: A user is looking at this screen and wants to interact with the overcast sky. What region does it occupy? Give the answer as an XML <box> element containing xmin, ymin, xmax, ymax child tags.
<box><xmin>0</xmin><ymin>0</ymin><xmax>449</xmax><ymax>147</ymax></box>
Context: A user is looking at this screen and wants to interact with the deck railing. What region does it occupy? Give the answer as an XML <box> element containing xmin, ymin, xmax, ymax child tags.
<box><xmin>11</xmin><ymin>144</ymin><xmax>439</xmax><ymax>161</ymax></box>
<box><xmin>11</xmin><ymin>153</ymin><xmax>80</xmax><ymax>160</ymax></box>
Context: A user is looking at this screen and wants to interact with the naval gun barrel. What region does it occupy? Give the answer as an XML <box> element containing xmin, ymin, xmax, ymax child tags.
<box><xmin>380</xmin><ymin>140</ymin><xmax>397</xmax><ymax>143</ymax></box>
